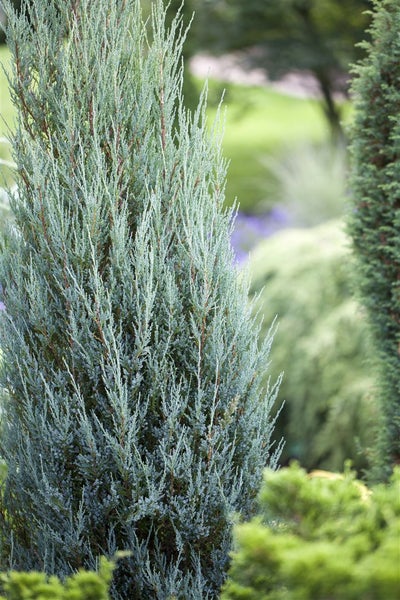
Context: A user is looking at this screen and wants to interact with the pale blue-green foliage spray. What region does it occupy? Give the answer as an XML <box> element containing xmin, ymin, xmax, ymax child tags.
<box><xmin>0</xmin><ymin>1</ymin><xmax>281</xmax><ymax>597</ymax></box>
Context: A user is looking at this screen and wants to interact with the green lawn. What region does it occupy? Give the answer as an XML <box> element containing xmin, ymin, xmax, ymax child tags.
<box><xmin>201</xmin><ymin>78</ymin><xmax>332</xmax><ymax>211</ymax></box>
<box><xmin>0</xmin><ymin>45</ymin><xmax>16</xmax><ymax>187</ymax></box>
<box><xmin>0</xmin><ymin>45</ymin><xmax>346</xmax><ymax>212</ymax></box>
<box><xmin>200</xmin><ymin>77</ymin><xmax>346</xmax><ymax>212</ymax></box>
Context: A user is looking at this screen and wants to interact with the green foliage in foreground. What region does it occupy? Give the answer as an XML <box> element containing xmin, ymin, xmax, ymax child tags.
<box><xmin>0</xmin><ymin>558</ymin><xmax>113</xmax><ymax>600</ymax></box>
<box><xmin>0</xmin><ymin>1</ymin><xmax>279</xmax><ymax>597</ymax></box>
<box><xmin>249</xmin><ymin>220</ymin><xmax>379</xmax><ymax>472</ymax></box>
<box><xmin>349</xmin><ymin>0</ymin><xmax>400</xmax><ymax>477</ymax></box>
<box><xmin>222</xmin><ymin>463</ymin><xmax>400</xmax><ymax>600</ymax></box>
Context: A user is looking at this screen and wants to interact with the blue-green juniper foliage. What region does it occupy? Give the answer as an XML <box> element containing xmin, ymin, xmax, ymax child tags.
<box><xmin>0</xmin><ymin>1</ymin><xmax>280</xmax><ymax>598</ymax></box>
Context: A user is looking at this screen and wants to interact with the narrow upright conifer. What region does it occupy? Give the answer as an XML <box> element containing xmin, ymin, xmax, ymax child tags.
<box><xmin>349</xmin><ymin>0</ymin><xmax>400</xmax><ymax>477</ymax></box>
<box><xmin>0</xmin><ymin>1</ymin><xmax>280</xmax><ymax>597</ymax></box>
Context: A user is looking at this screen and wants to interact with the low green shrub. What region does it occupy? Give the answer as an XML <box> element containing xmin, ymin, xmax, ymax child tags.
<box><xmin>0</xmin><ymin>558</ymin><xmax>113</xmax><ymax>600</ymax></box>
<box><xmin>222</xmin><ymin>463</ymin><xmax>400</xmax><ymax>600</ymax></box>
<box><xmin>249</xmin><ymin>220</ymin><xmax>379</xmax><ymax>472</ymax></box>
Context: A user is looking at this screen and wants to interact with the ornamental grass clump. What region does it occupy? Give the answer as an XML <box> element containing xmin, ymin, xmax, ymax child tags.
<box><xmin>0</xmin><ymin>1</ymin><xmax>280</xmax><ymax>598</ymax></box>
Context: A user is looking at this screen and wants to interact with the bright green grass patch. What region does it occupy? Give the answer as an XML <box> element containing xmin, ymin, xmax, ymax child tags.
<box><xmin>203</xmin><ymin>78</ymin><xmax>334</xmax><ymax>212</ymax></box>
<box><xmin>0</xmin><ymin>45</ymin><xmax>16</xmax><ymax>187</ymax></box>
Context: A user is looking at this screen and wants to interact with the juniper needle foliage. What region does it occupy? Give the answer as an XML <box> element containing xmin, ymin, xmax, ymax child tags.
<box><xmin>349</xmin><ymin>0</ymin><xmax>400</xmax><ymax>478</ymax></box>
<box><xmin>0</xmin><ymin>1</ymin><xmax>280</xmax><ymax>597</ymax></box>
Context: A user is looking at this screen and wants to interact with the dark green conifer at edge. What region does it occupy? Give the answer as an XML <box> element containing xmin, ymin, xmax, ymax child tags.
<box><xmin>349</xmin><ymin>0</ymin><xmax>400</xmax><ymax>479</ymax></box>
<box><xmin>0</xmin><ymin>0</ymin><xmax>280</xmax><ymax>598</ymax></box>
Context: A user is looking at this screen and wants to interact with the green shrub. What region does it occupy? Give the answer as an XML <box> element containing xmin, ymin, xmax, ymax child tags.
<box><xmin>0</xmin><ymin>558</ymin><xmax>113</xmax><ymax>600</ymax></box>
<box><xmin>349</xmin><ymin>0</ymin><xmax>400</xmax><ymax>476</ymax></box>
<box><xmin>221</xmin><ymin>463</ymin><xmax>400</xmax><ymax>600</ymax></box>
<box><xmin>249</xmin><ymin>220</ymin><xmax>379</xmax><ymax>472</ymax></box>
<box><xmin>0</xmin><ymin>1</ymin><xmax>279</xmax><ymax>597</ymax></box>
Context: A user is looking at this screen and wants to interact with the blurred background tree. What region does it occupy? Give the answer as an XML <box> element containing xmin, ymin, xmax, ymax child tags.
<box><xmin>163</xmin><ymin>0</ymin><xmax>372</xmax><ymax>139</ymax></box>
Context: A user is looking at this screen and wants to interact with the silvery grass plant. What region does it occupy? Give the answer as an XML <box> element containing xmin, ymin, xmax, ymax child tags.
<box><xmin>0</xmin><ymin>1</ymin><xmax>280</xmax><ymax>598</ymax></box>
<box><xmin>265</xmin><ymin>142</ymin><xmax>349</xmax><ymax>227</ymax></box>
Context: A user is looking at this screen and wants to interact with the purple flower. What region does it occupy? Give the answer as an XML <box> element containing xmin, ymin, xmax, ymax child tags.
<box><xmin>231</xmin><ymin>205</ymin><xmax>291</xmax><ymax>263</ymax></box>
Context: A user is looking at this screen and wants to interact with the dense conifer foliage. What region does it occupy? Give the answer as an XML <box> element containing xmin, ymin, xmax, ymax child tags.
<box><xmin>0</xmin><ymin>1</ymin><xmax>280</xmax><ymax>597</ymax></box>
<box><xmin>349</xmin><ymin>0</ymin><xmax>400</xmax><ymax>478</ymax></box>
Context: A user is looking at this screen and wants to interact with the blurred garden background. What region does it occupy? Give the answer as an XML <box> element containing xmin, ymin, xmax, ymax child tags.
<box><xmin>0</xmin><ymin>0</ymin><xmax>378</xmax><ymax>474</ymax></box>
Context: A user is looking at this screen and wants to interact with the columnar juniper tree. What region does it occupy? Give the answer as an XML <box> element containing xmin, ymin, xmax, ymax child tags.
<box><xmin>349</xmin><ymin>0</ymin><xmax>400</xmax><ymax>477</ymax></box>
<box><xmin>0</xmin><ymin>1</ymin><xmax>280</xmax><ymax>597</ymax></box>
